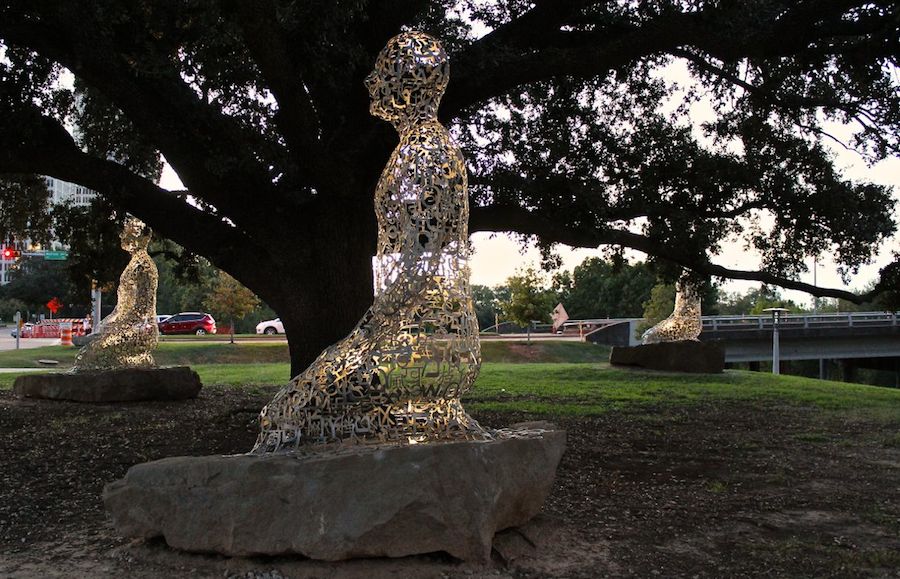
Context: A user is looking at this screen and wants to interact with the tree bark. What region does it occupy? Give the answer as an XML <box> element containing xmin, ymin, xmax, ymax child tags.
<box><xmin>260</xmin><ymin>199</ymin><xmax>377</xmax><ymax>377</ymax></box>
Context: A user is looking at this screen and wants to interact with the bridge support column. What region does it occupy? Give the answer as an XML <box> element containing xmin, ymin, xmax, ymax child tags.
<box><xmin>840</xmin><ymin>359</ymin><xmax>858</xmax><ymax>383</ymax></box>
<box><xmin>819</xmin><ymin>358</ymin><xmax>826</xmax><ymax>381</ymax></box>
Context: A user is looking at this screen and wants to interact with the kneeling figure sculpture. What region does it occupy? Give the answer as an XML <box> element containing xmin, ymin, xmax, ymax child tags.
<box><xmin>641</xmin><ymin>274</ymin><xmax>702</xmax><ymax>344</ymax></box>
<box><xmin>74</xmin><ymin>217</ymin><xmax>158</xmax><ymax>371</ymax></box>
<box><xmin>256</xmin><ymin>32</ymin><xmax>487</xmax><ymax>450</ymax></box>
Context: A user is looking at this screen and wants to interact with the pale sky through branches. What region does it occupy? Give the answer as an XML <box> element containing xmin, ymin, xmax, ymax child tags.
<box><xmin>154</xmin><ymin>50</ymin><xmax>899</xmax><ymax>311</ymax></box>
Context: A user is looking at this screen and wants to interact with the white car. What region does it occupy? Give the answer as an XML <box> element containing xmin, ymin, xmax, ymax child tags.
<box><xmin>256</xmin><ymin>318</ymin><xmax>284</xmax><ymax>335</ymax></box>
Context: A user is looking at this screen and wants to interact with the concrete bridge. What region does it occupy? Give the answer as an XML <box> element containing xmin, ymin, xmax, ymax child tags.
<box><xmin>581</xmin><ymin>312</ymin><xmax>900</xmax><ymax>381</ymax></box>
<box><xmin>697</xmin><ymin>312</ymin><xmax>899</xmax><ymax>362</ymax></box>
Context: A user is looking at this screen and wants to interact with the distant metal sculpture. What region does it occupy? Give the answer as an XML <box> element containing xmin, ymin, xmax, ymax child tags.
<box><xmin>641</xmin><ymin>275</ymin><xmax>702</xmax><ymax>344</ymax></box>
<box><xmin>73</xmin><ymin>218</ymin><xmax>158</xmax><ymax>371</ymax></box>
<box><xmin>254</xmin><ymin>31</ymin><xmax>486</xmax><ymax>451</ymax></box>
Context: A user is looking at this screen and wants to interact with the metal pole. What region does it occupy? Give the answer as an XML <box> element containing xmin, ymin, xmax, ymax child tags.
<box><xmin>92</xmin><ymin>281</ymin><xmax>102</xmax><ymax>332</ymax></box>
<box><xmin>813</xmin><ymin>256</ymin><xmax>818</xmax><ymax>314</ymax></box>
<box><xmin>14</xmin><ymin>310</ymin><xmax>20</xmax><ymax>350</ymax></box>
<box><xmin>772</xmin><ymin>314</ymin><xmax>780</xmax><ymax>375</ymax></box>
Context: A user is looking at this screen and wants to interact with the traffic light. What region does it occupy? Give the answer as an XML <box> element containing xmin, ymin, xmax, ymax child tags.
<box><xmin>1</xmin><ymin>247</ymin><xmax>21</xmax><ymax>260</ymax></box>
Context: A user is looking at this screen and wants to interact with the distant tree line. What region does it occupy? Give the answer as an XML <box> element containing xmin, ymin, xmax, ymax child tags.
<box><xmin>472</xmin><ymin>258</ymin><xmax>891</xmax><ymax>332</ymax></box>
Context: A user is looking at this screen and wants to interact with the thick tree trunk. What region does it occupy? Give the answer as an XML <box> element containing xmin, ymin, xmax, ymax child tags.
<box><xmin>261</xmin><ymin>199</ymin><xmax>377</xmax><ymax>378</ymax></box>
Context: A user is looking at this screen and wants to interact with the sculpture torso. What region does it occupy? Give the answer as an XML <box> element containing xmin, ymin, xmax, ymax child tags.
<box><xmin>371</xmin><ymin>121</ymin><xmax>480</xmax><ymax>398</ymax></box>
<box><xmin>74</xmin><ymin>245</ymin><xmax>159</xmax><ymax>371</ymax></box>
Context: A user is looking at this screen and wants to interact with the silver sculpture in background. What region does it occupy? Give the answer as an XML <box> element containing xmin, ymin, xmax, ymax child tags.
<box><xmin>254</xmin><ymin>31</ymin><xmax>487</xmax><ymax>451</ymax></box>
<box><xmin>73</xmin><ymin>217</ymin><xmax>159</xmax><ymax>371</ymax></box>
<box><xmin>641</xmin><ymin>274</ymin><xmax>702</xmax><ymax>344</ymax></box>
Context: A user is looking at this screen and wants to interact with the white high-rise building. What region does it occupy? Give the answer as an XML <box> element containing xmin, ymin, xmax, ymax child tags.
<box><xmin>46</xmin><ymin>177</ymin><xmax>96</xmax><ymax>208</ymax></box>
<box><xmin>0</xmin><ymin>177</ymin><xmax>97</xmax><ymax>285</ymax></box>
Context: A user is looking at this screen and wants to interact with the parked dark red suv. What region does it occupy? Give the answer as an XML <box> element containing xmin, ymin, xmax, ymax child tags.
<box><xmin>158</xmin><ymin>312</ymin><xmax>217</xmax><ymax>335</ymax></box>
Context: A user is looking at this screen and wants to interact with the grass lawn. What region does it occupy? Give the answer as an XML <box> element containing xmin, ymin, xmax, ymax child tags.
<box><xmin>1</xmin><ymin>340</ymin><xmax>898</xmax><ymax>420</ymax></box>
<box><xmin>468</xmin><ymin>364</ymin><xmax>900</xmax><ymax>419</ymax></box>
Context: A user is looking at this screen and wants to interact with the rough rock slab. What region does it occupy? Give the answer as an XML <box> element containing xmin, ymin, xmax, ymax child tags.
<box><xmin>12</xmin><ymin>366</ymin><xmax>202</xmax><ymax>402</ymax></box>
<box><xmin>610</xmin><ymin>340</ymin><xmax>725</xmax><ymax>373</ymax></box>
<box><xmin>103</xmin><ymin>428</ymin><xmax>566</xmax><ymax>562</ymax></box>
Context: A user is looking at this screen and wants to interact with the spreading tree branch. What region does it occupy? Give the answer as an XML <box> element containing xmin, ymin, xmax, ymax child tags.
<box><xmin>0</xmin><ymin>8</ymin><xmax>286</xmax><ymax>230</ymax></box>
<box><xmin>0</xmin><ymin>101</ymin><xmax>274</xmax><ymax>287</ymax></box>
<box><xmin>469</xmin><ymin>204</ymin><xmax>885</xmax><ymax>304</ymax></box>
<box><xmin>220</xmin><ymin>0</ymin><xmax>325</xmax><ymax>182</ymax></box>
<box><xmin>443</xmin><ymin>1</ymin><xmax>894</xmax><ymax>119</ymax></box>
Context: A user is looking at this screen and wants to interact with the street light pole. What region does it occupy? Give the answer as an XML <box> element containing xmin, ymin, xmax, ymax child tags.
<box><xmin>763</xmin><ymin>308</ymin><xmax>789</xmax><ymax>375</ymax></box>
<box><xmin>812</xmin><ymin>256</ymin><xmax>818</xmax><ymax>314</ymax></box>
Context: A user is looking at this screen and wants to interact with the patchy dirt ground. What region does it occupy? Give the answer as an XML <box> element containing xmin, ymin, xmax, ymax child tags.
<box><xmin>1</xmin><ymin>386</ymin><xmax>899</xmax><ymax>578</ymax></box>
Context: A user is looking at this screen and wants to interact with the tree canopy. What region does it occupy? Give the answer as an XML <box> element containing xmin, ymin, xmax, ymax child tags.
<box><xmin>553</xmin><ymin>257</ymin><xmax>658</xmax><ymax>319</ymax></box>
<box><xmin>500</xmin><ymin>268</ymin><xmax>556</xmax><ymax>329</ymax></box>
<box><xmin>203</xmin><ymin>272</ymin><xmax>261</xmax><ymax>343</ymax></box>
<box><xmin>1</xmin><ymin>1</ymin><xmax>897</xmax><ymax>372</ymax></box>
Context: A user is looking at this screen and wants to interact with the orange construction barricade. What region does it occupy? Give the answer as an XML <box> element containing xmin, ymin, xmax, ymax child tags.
<box><xmin>60</xmin><ymin>322</ymin><xmax>74</xmax><ymax>347</ymax></box>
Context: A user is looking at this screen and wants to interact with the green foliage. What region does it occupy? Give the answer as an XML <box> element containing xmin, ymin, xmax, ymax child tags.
<box><xmin>0</xmin><ymin>297</ymin><xmax>27</xmax><ymax>323</ymax></box>
<box><xmin>73</xmin><ymin>80</ymin><xmax>163</xmax><ymax>180</ymax></box>
<box><xmin>639</xmin><ymin>283</ymin><xmax>678</xmax><ymax>334</ymax></box>
<box><xmin>718</xmin><ymin>285</ymin><xmax>804</xmax><ymax>316</ymax></box>
<box><xmin>471</xmin><ymin>284</ymin><xmax>502</xmax><ymax>330</ymax></box>
<box><xmin>0</xmin><ymin>175</ymin><xmax>52</xmax><ymax>246</ymax></box>
<box><xmin>203</xmin><ymin>272</ymin><xmax>261</xmax><ymax>342</ymax></box>
<box><xmin>0</xmin><ymin>257</ymin><xmax>81</xmax><ymax>316</ymax></box>
<box><xmin>153</xmin><ymin>247</ymin><xmax>218</xmax><ymax>315</ymax></box>
<box><xmin>556</xmin><ymin>257</ymin><xmax>658</xmax><ymax>319</ymax></box>
<box><xmin>500</xmin><ymin>268</ymin><xmax>556</xmax><ymax>328</ymax></box>
<box><xmin>51</xmin><ymin>198</ymin><xmax>129</xmax><ymax>289</ymax></box>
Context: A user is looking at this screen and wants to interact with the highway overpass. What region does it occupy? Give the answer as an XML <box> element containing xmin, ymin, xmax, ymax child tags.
<box><xmin>582</xmin><ymin>312</ymin><xmax>900</xmax><ymax>381</ymax></box>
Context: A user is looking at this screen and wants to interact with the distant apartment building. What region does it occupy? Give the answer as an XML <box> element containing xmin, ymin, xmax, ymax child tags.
<box><xmin>0</xmin><ymin>177</ymin><xmax>97</xmax><ymax>285</ymax></box>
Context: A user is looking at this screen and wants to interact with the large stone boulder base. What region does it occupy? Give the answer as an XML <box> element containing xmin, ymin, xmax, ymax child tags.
<box><xmin>13</xmin><ymin>366</ymin><xmax>202</xmax><ymax>402</ymax></box>
<box><xmin>104</xmin><ymin>428</ymin><xmax>566</xmax><ymax>562</ymax></box>
<box><xmin>610</xmin><ymin>340</ymin><xmax>725</xmax><ymax>373</ymax></box>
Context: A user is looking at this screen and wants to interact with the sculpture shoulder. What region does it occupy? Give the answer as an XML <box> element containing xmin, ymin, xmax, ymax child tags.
<box><xmin>396</xmin><ymin>123</ymin><xmax>463</xmax><ymax>168</ymax></box>
<box><xmin>130</xmin><ymin>252</ymin><xmax>157</xmax><ymax>271</ymax></box>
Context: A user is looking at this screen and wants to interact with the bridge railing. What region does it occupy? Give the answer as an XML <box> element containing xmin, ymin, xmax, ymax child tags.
<box><xmin>702</xmin><ymin>311</ymin><xmax>898</xmax><ymax>332</ymax></box>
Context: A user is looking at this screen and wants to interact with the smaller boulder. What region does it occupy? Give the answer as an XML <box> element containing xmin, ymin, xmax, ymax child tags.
<box><xmin>610</xmin><ymin>340</ymin><xmax>725</xmax><ymax>373</ymax></box>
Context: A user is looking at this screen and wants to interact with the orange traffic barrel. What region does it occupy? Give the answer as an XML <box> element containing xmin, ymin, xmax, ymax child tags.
<box><xmin>60</xmin><ymin>322</ymin><xmax>74</xmax><ymax>347</ymax></box>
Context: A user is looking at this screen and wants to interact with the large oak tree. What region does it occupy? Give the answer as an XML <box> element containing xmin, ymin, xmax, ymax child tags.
<box><xmin>1</xmin><ymin>1</ymin><xmax>897</xmax><ymax>374</ymax></box>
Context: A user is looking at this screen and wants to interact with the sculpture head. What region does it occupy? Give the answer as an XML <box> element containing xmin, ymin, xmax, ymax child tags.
<box><xmin>120</xmin><ymin>217</ymin><xmax>151</xmax><ymax>254</ymax></box>
<box><xmin>365</xmin><ymin>31</ymin><xmax>449</xmax><ymax>127</ymax></box>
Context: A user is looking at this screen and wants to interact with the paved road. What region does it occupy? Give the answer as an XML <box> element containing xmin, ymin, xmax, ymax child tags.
<box><xmin>0</xmin><ymin>333</ymin><xmax>60</xmax><ymax>352</ymax></box>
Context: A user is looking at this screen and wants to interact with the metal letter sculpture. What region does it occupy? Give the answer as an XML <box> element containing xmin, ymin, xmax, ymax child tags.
<box><xmin>73</xmin><ymin>218</ymin><xmax>159</xmax><ymax>371</ymax></box>
<box><xmin>641</xmin><ymin>275</ymin><xmax>702</xmax><ymax>344</ymax></box>
<box><xmin>254</xmin><ymin>31</ymin><xmax>488</xmax><ymax>451</ymax></box>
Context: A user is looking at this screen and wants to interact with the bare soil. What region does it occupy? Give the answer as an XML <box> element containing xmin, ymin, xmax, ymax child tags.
<box><xmin>1</xmin><ymin>386</ymin><xmax>899</xmax><ymax>578</ymax></box>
